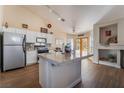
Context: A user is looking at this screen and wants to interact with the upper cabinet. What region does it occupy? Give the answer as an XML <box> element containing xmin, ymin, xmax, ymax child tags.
<box><xmin>26</xmin><ymin>31</ymin><xmax>36</xmax><ymax>43</ymax></box>
<box><xmin>3</xmin><ymin>27</ymin><xmax>16</xmax><ymax>33</ymax></box>
<box><xmin>15</xmin><ymin>28</ymin><xmax>27</xmax><ymax>35</ymax></box>
<box><xmin>41</xmin><ymin>33</ymin><xmax>47</xmax><ymax>38</ymax></box>
<box><xmin>3</xmin><ymin>27</ymin><xmax>27</xmax><ymax>35</ymax></box>
<box><xmin>1</xmin><ymin>27</ymin><xmax>54</xmax><ymax>44</ymax></box>
<box><xmin>35</xmin><ymin>32</ymin><xmax>41</xmax><ymax>38</ymax></box>
<box><xmin>35</xmin><ymin>32</ymin><xmax>54</xmax><ymax>44</ymax></box>
<box><xmin>47</xmin><ymin>34</ymin><xmax>53</xmax><ymax>44</ymax></box>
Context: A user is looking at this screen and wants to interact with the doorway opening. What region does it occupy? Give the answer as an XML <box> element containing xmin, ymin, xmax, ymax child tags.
<box><xmin>76</xmin><ymin>31</ymin><xmax>94</xmax><ymax>56</ymax></box>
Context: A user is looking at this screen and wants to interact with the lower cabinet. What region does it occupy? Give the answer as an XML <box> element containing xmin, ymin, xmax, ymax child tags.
<box><xmin>26</xmin><ymin>50</ymin><xmax>37</xmax><ymax>65</ymax></box>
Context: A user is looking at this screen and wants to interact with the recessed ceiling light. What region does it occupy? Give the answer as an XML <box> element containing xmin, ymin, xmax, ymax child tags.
<box><xmin>58</xmin><ymin>17</ymin><xmax>61</xmax><ymax>21</ymax></box>
<box><xmin>58</xmin><ymin>18</ymin><xmax>65</xmax><ymax>22</ymax></box>
<box><xmin>61</xmin><ymin>18</ymin><xmax>65</xmax><ymax>22</ymax></box>
<box><xmin>49</xmin><ymin>9</ymin><xmax>53</xmax><ymax>13</ymax></box>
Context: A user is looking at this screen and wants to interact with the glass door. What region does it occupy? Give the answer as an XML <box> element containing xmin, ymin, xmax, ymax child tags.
<box><xmin>76</xmin><ymin>37</ymin><xmax>89</xmax><ymax>56</ymax></box>
<box><xmin>82</xmin><ymin>37</ymin><xmax>88</xmax><ymax>56</ymax></box>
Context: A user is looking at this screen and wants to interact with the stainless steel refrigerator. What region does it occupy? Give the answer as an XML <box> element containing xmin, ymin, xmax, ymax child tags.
<box><xmin>0</xmin><ymin>32</ymin><xmax>26</xmax><ymax>72</ymax></box>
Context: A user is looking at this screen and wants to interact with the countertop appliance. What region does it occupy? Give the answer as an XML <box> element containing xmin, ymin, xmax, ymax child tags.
<box><xmin>0</xmin><ymin>32</ymin><xmax>26</xmax><ymax>72</ymax></box>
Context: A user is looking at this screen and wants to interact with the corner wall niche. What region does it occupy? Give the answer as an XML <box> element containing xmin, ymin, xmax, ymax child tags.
<box><xmin>99</xmin><ymin>24</ymin><xmax>118</xmax><ymax>45</ymax></box>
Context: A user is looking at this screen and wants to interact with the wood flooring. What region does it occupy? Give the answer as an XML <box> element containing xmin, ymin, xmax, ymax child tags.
<box><xmin>1</xmin><ymin>57</ymin><xmax>124</xmax><ymax>88</ymax></box>
<box><xmin>0</xmin><ymin>64</ymin><xmax>40</xmax><ymax>88</ymax></box>
<box><xmin>0</xmin><ymin>64</ymin><xmax>80</xmax><ymax>88</ymax></box>
<box><xmin>81</xmin><ymin>58</ymin><xmax>124</xmax><ymax>88</ymax></box>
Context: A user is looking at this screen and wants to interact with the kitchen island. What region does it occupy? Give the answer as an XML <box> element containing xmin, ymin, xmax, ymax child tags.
<box><xmin>38</xmin><ymin>52</ymin><xmax>92</xmax><ymax>88</ymax></box>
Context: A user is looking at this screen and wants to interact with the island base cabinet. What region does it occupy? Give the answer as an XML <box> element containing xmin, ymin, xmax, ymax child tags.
<box><xmin>39</xmin><ymin>58</ymin><xmax>81</xmax><ymax>88</ymax></box>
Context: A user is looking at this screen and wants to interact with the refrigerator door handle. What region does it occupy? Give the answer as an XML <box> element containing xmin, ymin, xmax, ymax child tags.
<box><xmin>22</xmin><ymin>35</ymin><xmax>26</xmax><ymax>53</ymax></box>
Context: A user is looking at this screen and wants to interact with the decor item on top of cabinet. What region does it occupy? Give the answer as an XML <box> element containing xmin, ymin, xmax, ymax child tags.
<box><xmin>4</xmin><ymin>22</ymin><xmax>8</xmax><ymax>28</ymax></box>
<box><xmin>22</xmin><ymin>24</ymin><xmax>28</xmax><ymax>29</ymax></box>
<box><xmin>50</xmin><ymin>32</ymin><xmax>53</xmax><ymax>34</ymax></box>
<box><xmin>40</xmin><ymin>27</ymin><xmax>48</xmax><ymax>33</ymax></box>
<box><xmin>47</xmin><ymin>24</ymin><xmax>52</xmax><ymax>29</ymax></box>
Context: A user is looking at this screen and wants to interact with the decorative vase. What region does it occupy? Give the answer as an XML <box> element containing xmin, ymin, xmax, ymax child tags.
<box><xmin>5</xmin><ymin>22</ymin><xmax>8</xmax><ymax>28</ymax></box>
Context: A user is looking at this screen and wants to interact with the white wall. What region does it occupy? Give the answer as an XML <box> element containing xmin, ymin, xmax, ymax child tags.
<box><xmin>1</xmin><ymin>5</ymin><xmax>67</xmax><ymax>46</ymax></box>
<box><xmin>2</xmin><ymin>6</ymin><xmax>45</xmax><ymax>31</ymax></box>
<box><xmin>67</xmin><ymin>34</ymin><xmax>78</xmax><ymax>51</ymax></box>
<box><xmin>100</xmin><ymin>24</ymin><xmax>117</xmax><ymax>44</ymax></box>
<box><xmin>93</xmin><ymin>18</ymin><xmax>124</xmax><ymax>63</ymax></box>
<box><xmin>0</xmin><ymin>6</ymin><xmax>3</xmax><ymax>27</ymax></box>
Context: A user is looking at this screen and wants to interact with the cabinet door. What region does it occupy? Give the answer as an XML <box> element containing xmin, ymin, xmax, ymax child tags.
<box><xmin>47</xmin><ymin>34</ymin><xmax>53</xmax><ymax>44</ymax></box>
<box><xmin>26</xmin><ymin>50</ymin><xmax>37</xmax><ymax>65</ymax></box>
<box><xmin>0</xmin><ymin>28</ymin><xmax>3</xmax><ymax>32</ymax></box>
<box><xmin>31</xmin><ymin>31</ymin><xmax>36</xmax><ymax>43</ymax></box>
<box><xmin>36</xmin><ymin>32</ymin><xmax>42</xmax><ymax>37</ymax></box>
<box><xmin>26</xmin><ymin>31</ymin><xmax>31</xmax><ymax>42</ymax></box>
<box><xmin>41</xmin><ymin>33</ymin><xmax>47</xmax><ymax>38</ymax></box>
<box><xmin>4</xmin><ymin>28</ymin><xmax>16</xmax><ymax>33</ymax></box>
<box><xmin>15</xmin><ymin>28</ymin><xmax>26</xmax><ymax>35</ymax></box>
<box><xmin>26</xmin><ymin>31</ymin><xmax>36</xmax><ymax>43</ymax></box>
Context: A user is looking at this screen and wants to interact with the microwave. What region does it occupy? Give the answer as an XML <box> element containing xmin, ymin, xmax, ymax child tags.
<box><xmin>36</xmin><ymin>37</ymin><xmax>47</xmax><ymax>44</ymax></box>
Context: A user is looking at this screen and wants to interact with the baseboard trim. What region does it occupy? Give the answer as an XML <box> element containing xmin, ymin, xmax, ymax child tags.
<box><xmin>67</xmin><ymin>77</ymin><xmax>81</xmax><ymax>88</ymax></box>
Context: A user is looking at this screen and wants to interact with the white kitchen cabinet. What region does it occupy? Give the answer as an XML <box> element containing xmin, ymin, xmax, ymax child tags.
<box><xmin>26</xmin><ymin>50</ymin><xmax>37</xmax><ymax>65</ymax></box>
<box><xmin>39</xmin><ymin>53</ymin><xmax>81</xmax><ymax>88</ymax></box>
<box><xmin>47</xmin><ymin>34</ymin><xmax>53</xmax><ymax>44</ymax></box>
<box><xmin>3</xmin><ymin>27</ymin><xmax>16</xmax><ymax>33</ymax></box>
<box><xmin>0</xmin><ymin>27</ymin><xmax>3</xmax><ymax>32</ymax></box>
<box><xmin>26</xmin><ymin>31</ymin><xmax>36</xmax><ymax>43</ymax></box>
<box><xmin>36</xmin><ymin>32</ymin><xmax>42</xmax><ymax>38</ymax></box>
<box><xmin>15</xmin><ymin>28</ymin><xmax>26</xmax><ymax>35</ymax></box>
<box><xmin>41</xmin><ymin>33</ymin><xmax>47</xmax><ymax>38</ymax></box>
<box><xmin>3</xmin><ymin>28</ymin><xmax>41</xmax><ymax>43</ymax></box>
<box><xmin>2</xmin><ymin>27</ymin><xmax>26</xmax><ymax>35</ymax></box>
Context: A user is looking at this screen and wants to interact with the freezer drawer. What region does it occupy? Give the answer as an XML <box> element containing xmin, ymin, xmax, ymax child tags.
<box><xmin>3</xmin><ymin>46</ymin><xmax>25</xmax><ymax>71</ymax></box>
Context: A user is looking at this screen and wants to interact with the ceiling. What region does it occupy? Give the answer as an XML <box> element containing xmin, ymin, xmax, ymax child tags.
<box><xmin>23</xmin><ymin>5</ymin><xmax>124</xmax><ymax>34</ymax></box>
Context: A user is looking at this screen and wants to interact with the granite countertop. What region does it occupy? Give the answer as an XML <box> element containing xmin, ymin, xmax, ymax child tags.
<box><xmin>38</xmin><ymin>51</ymin><xmax>93</xmax><ymax>66</ymax></box>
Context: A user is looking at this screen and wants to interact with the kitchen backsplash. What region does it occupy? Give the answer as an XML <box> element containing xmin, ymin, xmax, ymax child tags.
<box><xmin>26</xmin><ymin>43</ymin><xmax>35</xmax><ymax>51</ymax></box>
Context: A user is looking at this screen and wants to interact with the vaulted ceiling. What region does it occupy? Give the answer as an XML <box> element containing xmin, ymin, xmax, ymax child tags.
<box><xmin>23</xmin><ymin>5</ymin><xmax>124</xmax><ymax>34</ymax></box>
